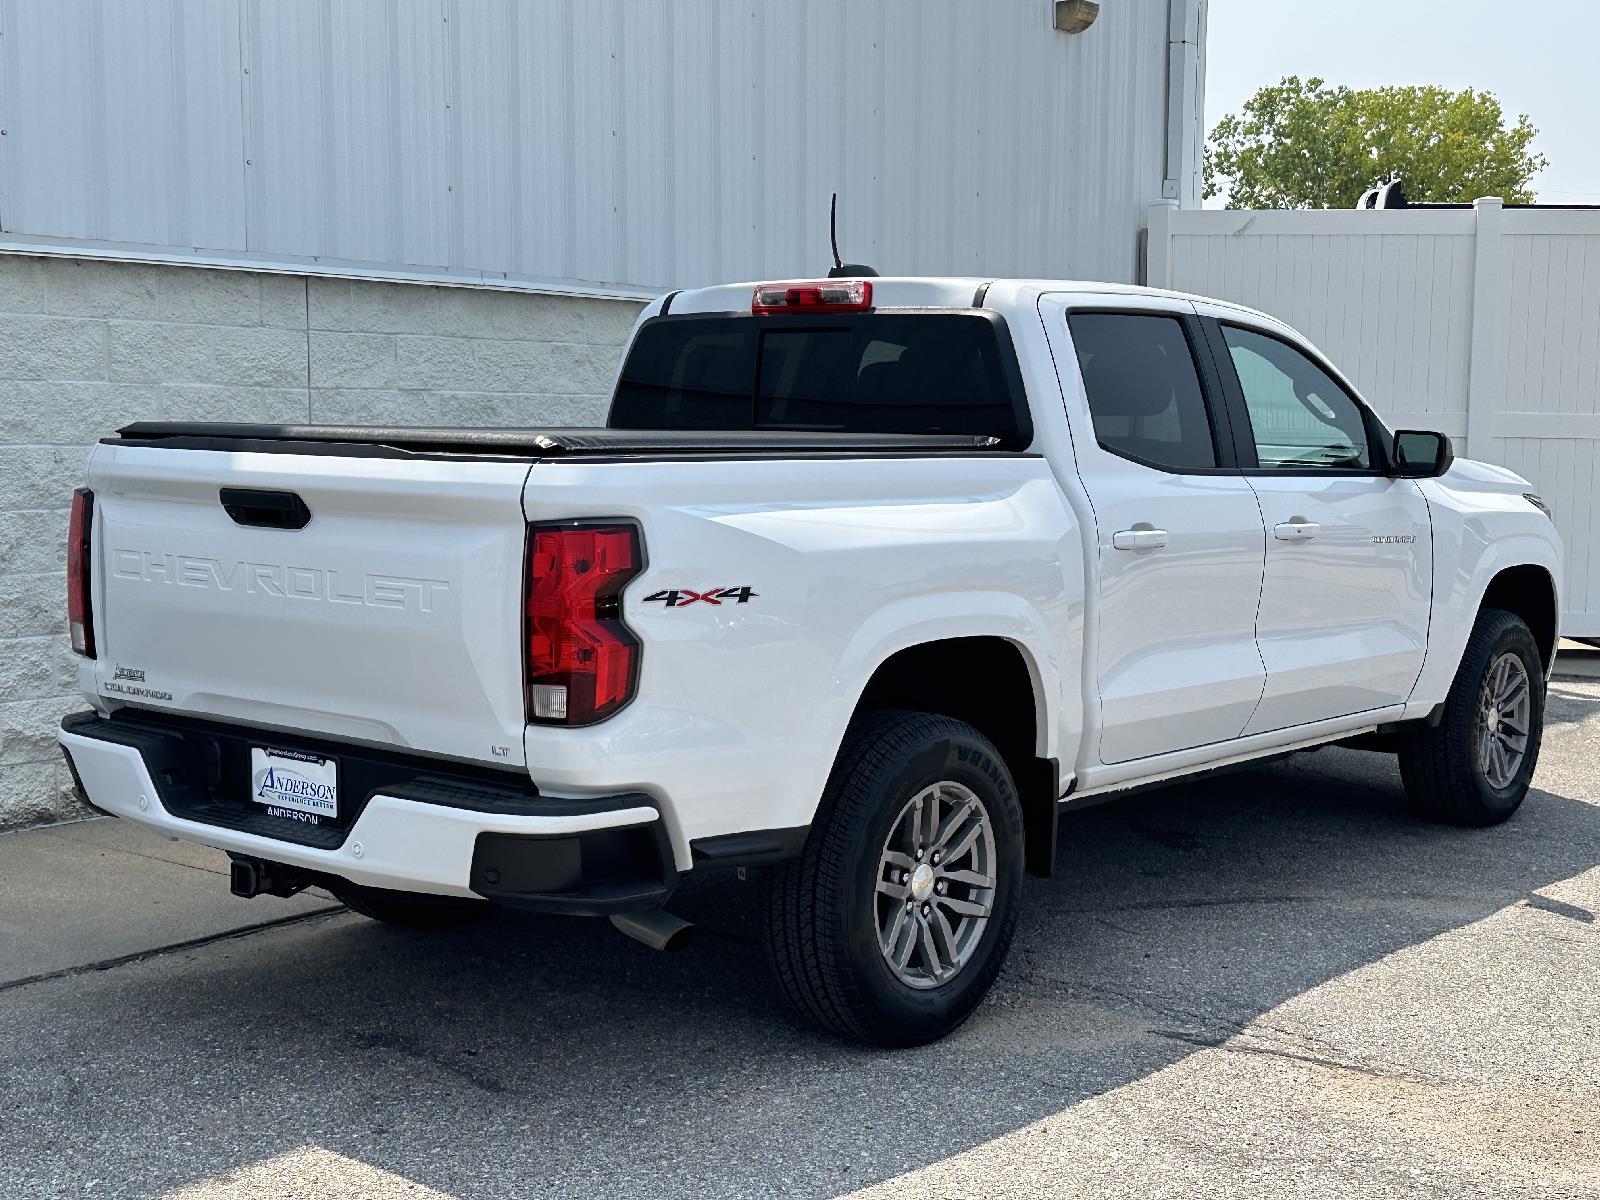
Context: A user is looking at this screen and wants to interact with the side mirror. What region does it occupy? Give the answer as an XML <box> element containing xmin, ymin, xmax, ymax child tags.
<box><xmin>1392</xmin><ymin>429</ymin><xmax>1453</xmax><ymax>479</ymax></box>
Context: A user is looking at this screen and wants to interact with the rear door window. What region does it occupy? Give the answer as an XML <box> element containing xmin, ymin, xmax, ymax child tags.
<box><xmin>1067</xmin><ymin>312</ymin><xmax>1219</xmax><ymax>471</ymax></box>
<box><xmin>609</xmin><ymin>313</ymin><xmax>1027</xmax><ymax>445</ymax></box>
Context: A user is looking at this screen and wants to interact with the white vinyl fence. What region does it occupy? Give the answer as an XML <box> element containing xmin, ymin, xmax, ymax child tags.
<box><xmin>1146</xmin><ymin>199</ymin><xmax>1600</xmax><ymax>638</ymax></box>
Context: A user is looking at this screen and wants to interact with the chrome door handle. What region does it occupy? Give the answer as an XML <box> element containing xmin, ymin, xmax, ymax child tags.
<box><xmin>1274</xmin><ymin>520</ymin><xmax>1320</xmax><ymax>541</ymax></box>
<box><xmin>1112</xmin><ymin>528</ymin><xmax>1169</xmax><ymax>551</ymax></box>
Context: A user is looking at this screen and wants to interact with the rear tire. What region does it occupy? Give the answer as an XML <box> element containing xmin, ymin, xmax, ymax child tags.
<box><xmin>766</xmin><ymin>710</ymin><xmax>1025</xmax><ymax>1047</ymax></box>
<box><xmin>1399</xmin><ymin>608</ymin><xmax>1545</xmax><ymax>826</ymax></box>
<box><xmin>333</xmin><ymin>882</ymin><xmax>491</xmax><ymax>928</ymax></box>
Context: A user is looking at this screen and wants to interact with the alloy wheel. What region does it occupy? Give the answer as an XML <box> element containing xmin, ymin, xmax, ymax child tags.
<box><xmin>1476</xmin><ymin>650</ymin><xmax>1531</xmax><ymax>790</ymax></box>
<box><xmin>874</xmin><ymin>781</ymin><xmax>997</xmax><ymax>989</ymax></box>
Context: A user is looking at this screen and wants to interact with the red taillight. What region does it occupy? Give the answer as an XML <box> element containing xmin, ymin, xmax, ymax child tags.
<box><xmin>67</xmin><ymin>488</ymin><xmax>95</xmax><ymax>658</ymax></box>
<box><xmin>752</xmin><ymin>279</ymin><xmax>873</xmax><ymax>314</ymax></box>
<box><xmin>525</xmin><ymin>522</ymin><xmax>642</xmax><ymax>725</ymax></box>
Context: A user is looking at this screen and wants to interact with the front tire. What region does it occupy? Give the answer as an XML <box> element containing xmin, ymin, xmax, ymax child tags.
<box><xmin>766</xmin><ymin>710</ymin><xmax>1025</xmax><ymax>1047</ymax></box>
<box><xmin>1399</xmin><ymin>608</ymin><xmax>1545</xmax><ymax>826</ymax></box>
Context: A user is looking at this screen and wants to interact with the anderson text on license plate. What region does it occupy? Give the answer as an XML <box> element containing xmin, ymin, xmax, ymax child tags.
<box><xmin>249</xmin><ymin>746</ymin><xmax>338</xmax><ymax>822</ymax></box>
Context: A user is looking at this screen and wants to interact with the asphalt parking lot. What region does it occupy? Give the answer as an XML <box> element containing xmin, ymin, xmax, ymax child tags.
<box><xmin>2</xmin><ymin>673</ymin><xmax>1597</xmax><ymax>1199</ymax></box>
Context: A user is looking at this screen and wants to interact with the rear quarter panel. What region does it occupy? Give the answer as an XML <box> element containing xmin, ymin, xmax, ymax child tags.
<box><xmin>520</xmin><ymin>455</ymin><xmax>1083</xmax><ymax>865</ymax></box>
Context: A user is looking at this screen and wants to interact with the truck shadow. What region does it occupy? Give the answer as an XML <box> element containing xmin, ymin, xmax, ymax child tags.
<box><xmin>40</xmin><ymin>721</ymin><xmax>1600</xmax><ymax>1199</ymax></box>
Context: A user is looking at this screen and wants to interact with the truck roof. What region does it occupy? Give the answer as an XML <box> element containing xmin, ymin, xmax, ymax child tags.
<box><xmin>666</xmin><ymin>277</ymin><xmax>1282</xmax><ymax>328</ymax></box>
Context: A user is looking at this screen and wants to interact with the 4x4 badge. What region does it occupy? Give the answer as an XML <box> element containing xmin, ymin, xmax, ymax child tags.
<box><xmin>643</xmin><ymin>586</ymin><xmax>758</xmax><ymax>608</ymax></box>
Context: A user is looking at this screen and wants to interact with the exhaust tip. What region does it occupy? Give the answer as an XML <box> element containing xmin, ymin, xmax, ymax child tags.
<box><xmin>609</xmin><ymin>910</ymin><xmax>695</xmax><ymax>952</ymax></box>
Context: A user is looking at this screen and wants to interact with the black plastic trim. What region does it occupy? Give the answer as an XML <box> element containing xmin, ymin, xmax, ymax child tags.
<box><xmin>1195</xmin><ymin>317</ymin><xmax>1260</xmax><ymax>469</ymax></box>
<box><xmin>1393</xmin><ymin>429</ymin><xmax>1455</xmax><ymax>479</ymax></box>
<box><xmin>219</xmin><ymin>487</ymin><xmax>311</xmax><ymax>530</ymax></box>
<box><xmin>470</xmin><ymin>817</ymin><xmax>677</xmax><ymax>915</ymax></box>
<box><xmin>110</xmin><ymin>435</ymin><xmax>539</xmax><ymax>463</ymax></box>
<box><xmin>1021</xmin><ymin>757</ymin><xmax>1062</xmax><ymax>879</ymax></box>
<box><xmin>690</xmin><ymin>825</ymin><xmax>810</xmax><ymax>867</ymax></box>
<box><xmin>60</xmin><ymin>709</ymin><xmax>548</xmax><ymax>850</ymax></box>
<box><xmin>58</xmin><ymin>744</ymin><xmax>113</xmax><ymax>818</ymax></box>
<box><xmin>112</xmin><ymin>423</ymin><xmax>1000</xmax><ymax>460</ymax></box>
<box><xmin>382</xmin><ymin>779</ymin><xmax>656</xmax><ymax>819</ymax></box>
<box><xmin>62</xmin><ymin>709</ymin><xmax>679</xmax><ymax>916</ymax></box>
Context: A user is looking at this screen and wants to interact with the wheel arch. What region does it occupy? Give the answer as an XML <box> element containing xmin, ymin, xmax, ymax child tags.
<box><xmin>848</xmin><ymin>633</ymin><xmax>1063</xmax><ymax>878</ymax></box>
<box><xmin>1479</xmin><ymin>563</ymin><xmax>1559</xmax><ymax>672</ymax></box>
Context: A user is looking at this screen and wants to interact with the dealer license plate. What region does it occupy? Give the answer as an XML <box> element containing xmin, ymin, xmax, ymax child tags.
<box><xmin>249</xmin><ymin>746</ymin><xmax>339</xmax><ymax>824</ymax></box>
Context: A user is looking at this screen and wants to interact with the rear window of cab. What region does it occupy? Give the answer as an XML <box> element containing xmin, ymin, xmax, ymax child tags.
<box><xmin>608</xmin><ymin>312</ymin><xmax>1030</xmax><ymax>447</ymax></box>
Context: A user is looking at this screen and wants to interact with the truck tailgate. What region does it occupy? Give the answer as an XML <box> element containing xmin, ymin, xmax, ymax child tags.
<box><xmin>86</xmin><ymin>442</ymin><xmax>532</xmax><ymax>768</ymax></box>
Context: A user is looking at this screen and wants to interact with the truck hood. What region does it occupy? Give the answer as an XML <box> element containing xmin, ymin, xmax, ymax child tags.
<box><xmin>1441</xmin><ymin>457</ymin><xmax>1532</xmax><ymax>494</ymax></box>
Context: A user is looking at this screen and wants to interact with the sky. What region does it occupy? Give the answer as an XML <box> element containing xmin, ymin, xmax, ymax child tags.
<box><xmin>1202</xmin><ymin>0</ymin><xmax>1600</xmax><ymax>205</ymax></box>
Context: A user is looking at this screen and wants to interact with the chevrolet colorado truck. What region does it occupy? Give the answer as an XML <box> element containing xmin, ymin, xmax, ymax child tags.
<box><xmin>58</xmin><ymin>276</ymin><xmax>1562</xmax><ymax>1046</ymax></box>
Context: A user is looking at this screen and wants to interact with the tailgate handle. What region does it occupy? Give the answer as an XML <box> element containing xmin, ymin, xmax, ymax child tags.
<box><xmin>219</xmin><ymin>487</ymin><xmax>311</xmax><ymax>531</ymax></box>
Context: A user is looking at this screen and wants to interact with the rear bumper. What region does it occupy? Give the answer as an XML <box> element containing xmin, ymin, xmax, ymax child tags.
<box><xmin>58</xmin><ymin>712</ymin><xmax>674</xmax><ymax>913</ymax></box>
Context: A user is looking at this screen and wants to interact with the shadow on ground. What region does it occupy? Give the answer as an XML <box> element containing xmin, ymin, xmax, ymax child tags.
<box><xmin>2</xmin><ymin>696</ymin><xmax>1598</xmax><ymax>1199</ymax></box>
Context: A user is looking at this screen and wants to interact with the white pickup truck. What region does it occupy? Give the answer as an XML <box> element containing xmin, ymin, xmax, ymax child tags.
<box><xmin>59</xmin><ymin>276</ymin><xmax>1561</xmax><ymax>1045</ymax></box>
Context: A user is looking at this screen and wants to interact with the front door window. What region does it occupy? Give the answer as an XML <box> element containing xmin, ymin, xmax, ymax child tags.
<box><xmin>1221</xmin><ymin>325</ymin><xmax>1372</xmax><ymax>471</ymax></box>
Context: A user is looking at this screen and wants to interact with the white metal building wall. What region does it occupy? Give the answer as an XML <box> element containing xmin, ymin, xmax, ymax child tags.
<box><xmin>1148</xmin><ymin>201</ymin><xmax>1600</xmax><ymax>637</ymax></box>
<box><xmin>0</xmin><ymin>0</ymin><xmax>1185</xmax><ymax>293</ymax></box>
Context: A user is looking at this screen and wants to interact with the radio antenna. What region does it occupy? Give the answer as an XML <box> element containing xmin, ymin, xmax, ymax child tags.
<box><xmin>826</xmin><ymin>192</ymin><xmax>879</xmax><ymax>279</ymax></box>
<box><xmin>830</xmin><ymin>193</ymin><xmax>844</xmax><ymax>272</ymax></box>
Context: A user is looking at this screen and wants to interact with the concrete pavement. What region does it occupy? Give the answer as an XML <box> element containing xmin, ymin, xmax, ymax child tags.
<box><xmin>1556</xmin><ymin>640</ymin><xmax>1600</xmax><ymax>679</ymax></box>
<box><xmin>0</xmin><ymin>817</ymin><xmax>339</xmax><ymax>987</ymax></box>
<box><xmin>1</xmin><ymin>678</ymin><xmax>1597</xmax><ymax>1199</ymax></box>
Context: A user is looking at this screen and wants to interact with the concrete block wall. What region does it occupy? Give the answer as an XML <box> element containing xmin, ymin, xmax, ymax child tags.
<box><xmin>0</xmin><ymin>252</ymin><xmax>645</xmax><ymax>828</ymax></box>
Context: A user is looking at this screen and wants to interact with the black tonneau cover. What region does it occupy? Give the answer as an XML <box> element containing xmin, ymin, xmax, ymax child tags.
<box><xmin>111</xmin><ymin>423</ymin><xmax>1002</xmax><ymax>460</ymax></box>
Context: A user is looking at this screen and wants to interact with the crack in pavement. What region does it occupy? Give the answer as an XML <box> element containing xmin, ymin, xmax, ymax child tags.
<box><xmin>36</xmin><ymin>827</ymin><xmax>234</xmax><ymax>878</ymax></box>
<box><xmin>1054</xmin><ymin>890</ymin><xmax>1513</xmax><ymax>915</ymax></box>
<box><xmin>0</xmin><ymin>906</ymin><xmax>348</xmax><ymax>995</ymax></box>
<box><xmin>1150</xmin><ymin>1029</ymin><xmax>1450</xmax><ymax>1085</ymax></box>
<box><xmin>1057</xmin><ymin>894</ymin><xmax>1324</xmax><ymax>913</ymax></box>
<box><xmin>1015</xmin><ymin>969</ymin><xmax>1445</xmax><ymax>1084</ymax></box>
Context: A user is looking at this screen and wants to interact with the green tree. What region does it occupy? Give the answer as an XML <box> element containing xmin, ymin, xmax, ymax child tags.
<box><xmin>1204</xmin><ymin>77</ymin><xmax>1547</xmax><ymax>209</ymax></box>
